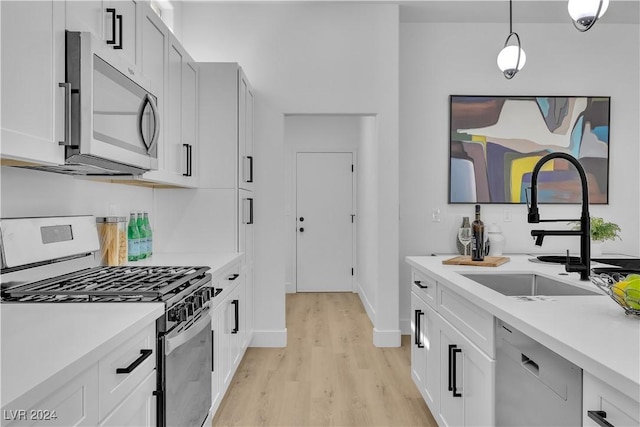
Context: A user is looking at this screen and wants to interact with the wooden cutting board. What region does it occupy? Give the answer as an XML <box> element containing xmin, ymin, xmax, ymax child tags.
<box><xmin>442</xmin><ymin>256</ymin><xmax>510</xmax><ymax>267</ymax></box>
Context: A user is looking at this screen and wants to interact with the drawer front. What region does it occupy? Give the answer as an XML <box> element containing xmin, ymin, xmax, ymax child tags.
<box><xmin>583</xmin><ymin>372</ymin><xmax>640</xmax><ymax>427</ymax></box>
<box><xmin>99</xmin><ymin>322</ymin><xmax>156</xmax><ymax>420</ymax></box>
<box><xmin>412</xmin><ymin>269</ymin><xmax>437</xmax><ymax>308</ymax></box>
<box><xmin>216</xmin><ymin>261</ymin><xmax>242</xmax><ymax>290</ymax></box>
<box><xmin>438</xmin><ymin>286</ymin><xmax>494</xmax><ymax>358</ymax></box>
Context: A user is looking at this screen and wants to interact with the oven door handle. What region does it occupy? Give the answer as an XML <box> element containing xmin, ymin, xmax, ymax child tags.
<box><xmin>165</xmin><ymin>310</ymin><xmax>211</xmax><ymax>356</ymax></box>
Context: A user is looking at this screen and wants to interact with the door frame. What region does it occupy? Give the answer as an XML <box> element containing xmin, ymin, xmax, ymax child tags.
<box><xmin>292</xmin><ymin>148</ymin><xmax>357</xmax><ymax>293</ymax></box>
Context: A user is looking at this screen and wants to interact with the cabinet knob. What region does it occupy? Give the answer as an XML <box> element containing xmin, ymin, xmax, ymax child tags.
<box><xmin>299</xmin><ymin>227</ymin><xmax>304</xmax><ymax>232</ymax></box>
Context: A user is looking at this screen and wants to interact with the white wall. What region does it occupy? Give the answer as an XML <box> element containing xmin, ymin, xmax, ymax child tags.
<box><xmin>0</xmin><ymin>167</ymin><xmax>153</xmax><ymax>221</ymax></box>
<box><xmin>182</xmin><ymin>2</ymin><xmax>401</xmax><ymax>346</ymax></box>
<box><xmin>400</xmin><ymin>22</ymin><xmax>640</xmax><ymax>333</ymax></box>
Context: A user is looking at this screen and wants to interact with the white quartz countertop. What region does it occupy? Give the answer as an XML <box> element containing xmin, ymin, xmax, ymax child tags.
<box><xmin>126</xmin><ymin>252</ymin><xmax>242</xmax><ymax>274</ymax></box>
<box><xmin>1</xmin><ymin>302</ymin><xmax>164</xmax><ymax>407</ymax></box>
<box><xmin>406</xmin><ymin>255</ymin><xmax>640</xmax><ymax>401</ymax></box>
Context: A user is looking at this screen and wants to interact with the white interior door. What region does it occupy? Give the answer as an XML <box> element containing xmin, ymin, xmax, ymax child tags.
<box><xmin>296</xmin><ymin>152</ymin><xmax>353</xmax><ymax>292</ymax></box>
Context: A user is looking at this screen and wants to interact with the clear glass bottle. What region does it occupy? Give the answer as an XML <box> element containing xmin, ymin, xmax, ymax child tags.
<box><xmin>143</xmin><ymin>212</ymin><xmax>152</xmax><ymax>257</ymax></box>
<box><xmin>137</xmin><ymin>212</ymin><xmax>148</xmax><ymax>259</ymax></box>
<box><xmin>127</xmin><ymin>213</ymin><xmax>140</xmax><ymax>262</ymax></box>
<box><xmin>457</xmin><ymin>216</ymin><xmax>471</xmax><ymax>255</ymax></box>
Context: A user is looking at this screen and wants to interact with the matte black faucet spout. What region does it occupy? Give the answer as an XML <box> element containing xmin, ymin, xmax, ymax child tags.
<box><xmin>527</xmin><ymin>153</ymin><xmax>591</xmax><ymax>280</ymax></box>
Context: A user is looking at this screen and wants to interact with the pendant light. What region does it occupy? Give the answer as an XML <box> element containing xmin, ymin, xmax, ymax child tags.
<box><xmin>497</xmin><ymin>0</ymin><xmax>526</xmax><ymax>79</ymax></box>
<box><xmin>568</xmin><ymin>0</ymin><xmax>609</xmax><ymax>32</ymax></box>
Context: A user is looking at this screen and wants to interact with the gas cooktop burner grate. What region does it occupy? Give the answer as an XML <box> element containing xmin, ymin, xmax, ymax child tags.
<box><xmin>1</xmin><ymin>265</ymin><xmax>210</xmax><ymax>303</ymax></box>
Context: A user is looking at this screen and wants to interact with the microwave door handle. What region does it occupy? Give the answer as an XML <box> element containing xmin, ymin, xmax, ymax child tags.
<box><xmin>138</xmin><ymin>93</ymin><xmax>160</xmax><ymax>155</ymax></box>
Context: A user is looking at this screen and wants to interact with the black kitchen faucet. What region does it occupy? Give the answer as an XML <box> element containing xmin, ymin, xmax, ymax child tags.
<box><xmin>527</xmin><ymin>152</ymin><xmax>591</xmax><ymax>280</ymax></box>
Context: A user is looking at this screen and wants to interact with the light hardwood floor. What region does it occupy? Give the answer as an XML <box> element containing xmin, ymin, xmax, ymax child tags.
<box><xmin>212</xmin><ymin>292</ymin><xmax>438</xmax><ymax>426</ymax></box>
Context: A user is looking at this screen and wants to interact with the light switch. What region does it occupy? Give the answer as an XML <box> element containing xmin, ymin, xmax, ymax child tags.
<box><xmin>432</xmin><ymin>208</ymin><xmax>441</xmax><ymax>223</ymax></box>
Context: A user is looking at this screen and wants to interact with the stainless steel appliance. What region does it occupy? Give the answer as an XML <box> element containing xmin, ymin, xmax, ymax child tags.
<box><xmin>24</xmin><ymin>31</ymin><xmax>160</xmax><ymax>176</ymax></box>
<box><xmin>1</xmin><ymin>216</ymin><xmax>214</xmax><ymax>427</ymax></box>
<box><xmin>496</xmin><ymin>319</ymin><xmax>582</xmax><ymax>426</ymax></box>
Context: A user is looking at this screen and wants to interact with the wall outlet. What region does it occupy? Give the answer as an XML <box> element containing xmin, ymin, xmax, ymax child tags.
<box><xmin>503</xmin><ymin>209</ymin><xmax>512</xmax><ymax>222</ymax></box>
<box><xmin>432</xmin><ymin>208</ymin><xmax>441</xmax><ymax>223</ymax></box>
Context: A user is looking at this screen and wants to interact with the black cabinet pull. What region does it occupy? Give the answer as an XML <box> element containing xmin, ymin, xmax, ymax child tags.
<box><xmin>299</xmin><ymin>217</ymin><xmax>304</xmax><ymax>222</ymax></box>
<box><xmin>452</xmin><ymin>346</ymin><xmax>462</xmax><ymax>397</ymax></box>
<box><xmin>448</xmin><ymin>344</ymin><xmax>455</xmax><ymax>392</ymax></box>
<box><xmin>116</xmin><ymin>349</ymin><xmax>153</xmax><ymax>374</ymax></box>
<box><xmin>414</xmin><ymin>280</ymin><xmax>428</xmax><ymax>289</ymax></box>
<box><xmin>413</xmin><ymin>309</ymin><xmax>420</xmax><ymax>345</ymax></box>
<box><xmin>587</xmin><ymin>411</ymin><xmax>615</xmax><ymax>427</ymax></box>
<box><xmin>211</xmin><ymin>331</ymin><xmax>215</xmax><ymax>372</ymax></box>
<box><xmin>299</xmin><ymin>227</ymin><xmax>304</xmax><ymax>232</ymax></box>
<box><xmin>227</xmin><ymin>273</ymin><xmax>239</xmax><ymax>281</ymax></box>
<box><xmin>248</xmin><ymin>198</ymin><xmax>254</xmax><ymax>225</ymax></box>
<box><xmin>231</xmin><ymin>299</ymin><xmax>239</xmax><ymax>334</ymax></box>
<box><xmin>246</xmin><ymin>156</ymin><xmax>253</xmax><ymax>183</ymax></box>
<box><xmin>417</xmin><ymin>311</ymin><xmax>424</xmax><ymax>348</ymax></box>
<box><xmin>182</xmin><ymin>144</ymin><xmax>192</xmax><ymax>177</ymax></box>
<box><xmin>106</xmin><ymin>8</ymin><xmax>117</xmax><ymax>45</ymax></box>
<box><xmin>115</xmin><ymin>14</ymin><xmax>123</xmax><ymax>49</ymax></box>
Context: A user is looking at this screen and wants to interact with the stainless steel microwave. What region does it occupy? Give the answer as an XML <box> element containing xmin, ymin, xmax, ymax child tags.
<box><xmin>32</xmin><ymin>31</ymin><xmax>159</xmax><ymax>176</ymax></box>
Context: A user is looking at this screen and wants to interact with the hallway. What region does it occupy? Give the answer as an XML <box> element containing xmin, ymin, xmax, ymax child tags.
<box><xmin>213</xmin><ymin>292</ymin><xmax>436</xmax><ymax>426</ymax></box>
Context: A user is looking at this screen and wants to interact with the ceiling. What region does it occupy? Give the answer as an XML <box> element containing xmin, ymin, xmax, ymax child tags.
<box><xmin>398</xmin><ymin>1</ymin><xmax>640</xmax><ymax>24</ymax></box>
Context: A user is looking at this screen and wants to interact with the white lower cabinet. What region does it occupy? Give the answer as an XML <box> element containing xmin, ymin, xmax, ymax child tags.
<box><xmin>583</xmin><ymin>372</ymin><xmax>640</xmax><ymax>427</ymax></box>
<box><xmin>2</xmin><ymin>320</ymin><xmax>156</xmax><ymax>427</ymax></box>
<box><xmin>2</xmin><ymin>364</ymin><xmax>99</xmax><ymax>427</ymax></box>
<box><xmin>99</xmin><ymin>371</ymin><xmax>156</xmax><ymax>427</ymax></box>
<box><xmin>437</xmin><ymin>316</ymin><xmax>494</xmax><ymax>427</ymax></box>
<box><xmin>411</xmin><ymin>291</ymin><xmax>439</xmax><ymax>410</ymax></box>
<box><xmin>411</xmin><ymin>270</ymin><xmax>495</xmax><ymax>427</ymax></box>
<box><xmin>211</xmin><ymin>260</ymin><xmax>252</xmax><ymax>417</ymax></box>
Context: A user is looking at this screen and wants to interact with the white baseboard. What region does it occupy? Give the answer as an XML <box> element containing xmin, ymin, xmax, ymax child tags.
<box><xmin>356</xmin><ymin>281</ymin><xmax>376</xmax><ymax>324</ymax></box>
<box><xmin>400</xmin><ymin>317</ymin><xmax>411</xmax><ymax>335</ymax></box>
<box><xmin>373</xmin><ymin>328</ymin><xmax>402</xmax><ymax>347</ymax></box>
<box><xmin>250</xmin><ymin>329</ymin><xmax>288</xmax><ymax>347</ymax></box>
<box><xmin>285</xmin><ymin>281</ymin><xmax>295</xmax><ymax>293</ymax></box>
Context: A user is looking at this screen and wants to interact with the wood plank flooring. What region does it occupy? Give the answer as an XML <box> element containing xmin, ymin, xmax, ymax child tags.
<box><xmin>212</xmin><ymin>292</ymin><xmax>437</xmax><ymax>426</ymax></box>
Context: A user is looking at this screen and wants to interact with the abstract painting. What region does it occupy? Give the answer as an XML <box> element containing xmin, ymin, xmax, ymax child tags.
<box><xmin>449</xmin><ymin>96</ymin><xmax>610</xmax><ymax>204</ymax></box>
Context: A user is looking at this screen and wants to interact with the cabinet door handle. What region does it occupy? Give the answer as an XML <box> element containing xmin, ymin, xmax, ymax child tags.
<box><xmin>587</xmin><ymin>411</ymin><xmax>615</xmax><ymax>427</ymax></box>
<box><xmin>452</xmin><ymin>347</ymin><xmax>462</xmax><ymax>397</ymax></box>
<box><xmin>414</xmin><ymin>280</ymin><xmax>428</xmax><ymax>289</ymax></box>
<box><xmin>182</xmin><ymin>144</ymin><xmax>193</xmax><ymax>177</ymax></box>
<box><xmin>227</xmin><ymin>273</ymin><xmax>239</xmax><ymax>281</ymax></box>
<box><xmin>231</xmin><ymin>299</ymin><xmax>239</xmax><ymax>334</ymax></box>
<box><xmin>115</xmin><ymin>14</ymin><xmax>123</xmax><ymax>49</ymax></box>
<box><xmin>106</xmin><ymin>8</ymin><xmax>117</xmax><ymax>45</ymax></box>
<box><xmin>116</xmin><ymin>349</ymin><xmax>153</xmax><ymax>374</ymax></box>
<box><xmin>211</xmin><ymin>330</ymin><xmax>215</xmax><ymax>372</ymax></box>
<box><xmin>248</xmin><ymin>198</ymin><xmax>254</xmax><ymax>225</ymax></box>
<box><xmin>413</xmin><ymin>309</ymin><xmax>420</xmax><ymax>345</ymax></box>
<box><xmin>448</xmin><ymin>344</ymin><xmax>455</xmax><ymax>392</ymax></box>
<box><xmin>417</xmin><ymin>311</ymin><xmax>424</xmax><ymax>348</ymax></box>
<box><xmin>246</xmin><ymin>156</ymin><xmax>253</xmax><ymax>183</ymax></box>
<box><xmin>58</xmin><ymin>83</ymin><xmax>72</xmax><ymax>146</ymax></box>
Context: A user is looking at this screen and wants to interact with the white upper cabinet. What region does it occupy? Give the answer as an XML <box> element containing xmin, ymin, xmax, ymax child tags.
<box><xmin>66</xmin><ymin>0</ymin><xmax>140</xmax><ymax>70</ymax></box>
<box><xmin>1</xmin><ymin>0</ymin><xmax>66</xmax><ymax>166</ymax></box>
<box><xmin>198</xmin><ymin>63</ymin><xmax>255</xmax><ymax>191</ymax></box>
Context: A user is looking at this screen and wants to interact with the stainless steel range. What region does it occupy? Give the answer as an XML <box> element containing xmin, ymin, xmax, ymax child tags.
<box><xmin>1</xmin><ymin>216</ymin><xmax>214</xmax><ymax>427</ymax></box>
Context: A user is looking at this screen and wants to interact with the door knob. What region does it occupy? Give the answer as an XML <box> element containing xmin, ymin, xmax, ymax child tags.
<box><xmin>299</xmin><ymin>227</ymin><xmax>304</xmax><ymax>232</ymax></box>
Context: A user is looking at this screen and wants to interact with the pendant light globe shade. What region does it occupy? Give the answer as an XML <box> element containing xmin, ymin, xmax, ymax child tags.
<box><xmin>497</xmin><ymin>44</ymin><xmax>526</xmax><ymax>79</ymax></box>
<box><xmin>568</xmin><ymin>0</ymin><xmax>609</xmax><ymax>31</ymax></box>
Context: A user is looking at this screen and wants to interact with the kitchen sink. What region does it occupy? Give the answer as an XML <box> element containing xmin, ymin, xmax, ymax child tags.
<box><xmin>460</xmin><ymin>273</ymin><xmax>600</xmax><ymax>296</ymax></box>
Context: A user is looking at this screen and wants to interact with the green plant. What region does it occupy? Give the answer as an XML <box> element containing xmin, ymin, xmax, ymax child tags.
<box><xmin>572</xmin><ymin>217</ymin><xmax>622</xmax><ymax>242</ymax></box>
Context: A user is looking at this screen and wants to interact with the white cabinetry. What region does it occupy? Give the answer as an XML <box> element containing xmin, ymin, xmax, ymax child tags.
<box><xmin>210</xmin><ymin>260</ymin><xmax>252</xmax><ymax>416</ymax></box>
<box><xmin>410</xmin><ymin>270</ymin><xmax>495</xmax><ymax>427</ymax></box>
<box><xmin>1</xmin><ymin>320</ymin><xmax>157</xmax><ymax>427</ymax></box>
<box><xmin>66</xmin><ymin>0</ymin><xmax>140</xmax><ymax>69</ymax></box>
<box><xmin>583</xmin><ymin>372</ymin><xmax>640</xmax><ymax>427</ymax></box>
<box><xmin>1</xmin><ymin>0</ymin><xmax>66</xmax><ymax>166</ymax></box>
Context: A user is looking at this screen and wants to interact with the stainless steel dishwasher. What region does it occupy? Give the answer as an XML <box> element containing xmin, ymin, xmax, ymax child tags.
<box><xmin>496</xmin><ymin>320</ymin><xmax>582</xmax><ymax>426</ymax></box>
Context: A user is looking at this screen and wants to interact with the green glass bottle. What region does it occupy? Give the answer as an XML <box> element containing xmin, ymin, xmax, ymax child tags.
<box><xmin>137</xmin><ymin>212</ymin><xmax>148</xmax><ymax>259</ymax></box>
<box><xmin>127</xmin><ymin>213</ymin><xmax>140</xmax><ymax>261</ymax></box>
<box><xmin>143</xmin><ymin>212</ymin><xmax>153</xmax><ymax>257</ymax></box>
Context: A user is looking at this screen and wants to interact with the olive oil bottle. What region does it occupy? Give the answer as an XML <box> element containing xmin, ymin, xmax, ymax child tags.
<box><xmin>471</xmin><ymin>204</ymin><xmax>485</xmax><ymax>261</ymax></box>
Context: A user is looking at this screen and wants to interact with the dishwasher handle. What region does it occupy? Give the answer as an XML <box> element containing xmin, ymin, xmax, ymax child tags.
<box><xmin>521</xmin><ymin>353</ymin><xmax>540</xmax><ymax>376</ymax></box>
<box><xmin>587</xmin><ymin>411</ymin><xmax>615</xmax><ymax>427</ymax></box>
